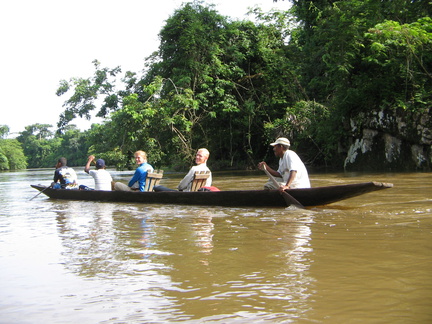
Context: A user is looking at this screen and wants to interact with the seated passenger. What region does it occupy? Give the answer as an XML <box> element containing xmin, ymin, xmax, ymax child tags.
<box><xmin>51</xmin><ymin>157</ymin><xmax>78</xmax><ymax>189</ymax></box>
<box><xmin>114</xmin><ymin>150</ymin><xmax>154</xmax><ymax>191</ymax></box>
<box><xmin>258</xmin><ymin>137</ymin><xmax>310</xmax><ymax>190</ymax></box>
<box><xmin>83</xmin><ymin>155</ymin><xmax>113</xmax><ymax>191</ymax></box>
<box><xmin>154</xmin><ymin>148</ymin><xmax>212</xmax><ymax>192</ymax></box>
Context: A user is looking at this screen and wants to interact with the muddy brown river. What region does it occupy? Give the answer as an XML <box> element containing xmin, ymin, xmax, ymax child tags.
<box><xmin>1</xmin><ymin>169</ymin><xmax>431</xmax><ymax>323</ymax></box>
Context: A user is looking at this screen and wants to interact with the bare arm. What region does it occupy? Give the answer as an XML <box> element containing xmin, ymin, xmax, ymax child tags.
<box><xmin>84</xmin><ymin>155</ymin><xmax>95</xmax><ymax>174</ymax></box>
<box><xmin>257</xmin><ymin>162</ymin><xmax>282</xmax><ymax>178</ymax></box>
<box><xmin>279</xmin><ymin>170</ymin><xmax>297</xmax><ymax>191</ymax></box>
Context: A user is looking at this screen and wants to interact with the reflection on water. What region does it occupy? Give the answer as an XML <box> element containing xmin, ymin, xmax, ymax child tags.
<box><xmin>0</xmin><ymin>169</ymin><xmax>431</xmax><ymax>323</ymax></box>
<box><xmin>55</xmin><ymin>202</ymin><xmax>117</xmax><ymax>277</ymax></box>
<box><xmin>49</xmin><ymin>198</ymin><xmax>316</xmax><ymax>322</ymax></box>
<box><xmin>144</xmin><ymin>207</ymin><xmax>316</xmax><ymax>322</ymax></box>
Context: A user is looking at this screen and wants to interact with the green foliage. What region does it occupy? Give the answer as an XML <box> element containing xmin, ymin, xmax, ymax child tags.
<box><xmin>363</xmin><ymin>17</ymin><xmax>432</xmax><ymax>112</ymax></box>
<box><xmin>45</xmin><ymin>0</ymin><xmax>431</xmax><ymax>171</ymax></box>
<box><xmin>0</xmin><ymin>139</ymin><xmax>27</xmax><ymax>170</ymax></box>
<box><xmin>56</xmin><ymin>60</ymin><xmax>122</xmax><ymax>131</ymax></box>
<box><xmin>17</xmin><ymin>124</ymin><xmax>56</xmax><ymax>168</ymax></box>
<box><xmin>0</xmin><ymin>152</ymin><xmax>8</xmax><ymax>170</ymax></box>
<box><xmin>55</xmin><ymin>1</ymin><xmax>303</xmax><ymax>169</ymax></box>
<box><xmin>85</xmin><ymin>99</ymin><xmax>166</xmax><ymax>170</ymax></box>
<box><xmin>290</xmin><ymin>0</ymin><xmax>431</xmax><ymax>111</ymax></box>
<box><xmin>17</xmin><ymin>123</ymin><xmax>89</xmax><ymax>168</ymax></box>
<box><xmin>264</xmin><ymin>100</ymin><xmax>337</xmax><ymax>165</ymax></box>
<box><xmin>0</xmin><ymin>125</ymin><xmax>10</xmax><ymax>139</ymax></box>
<box><xmin>148</xmin><ymin>2</ymin><xmax>305</xmax><ymax>166</ymax></box>
<box><xmin>54</xmin><ymin>126</ymin><xmax>90</xmax><ymax>166</ymax></box>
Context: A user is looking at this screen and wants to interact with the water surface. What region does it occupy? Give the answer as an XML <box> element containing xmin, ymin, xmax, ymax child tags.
<box><xmin>1</xmin><ymin>169</ymin><xmax>431</xmax><ymax>323</ymax></box>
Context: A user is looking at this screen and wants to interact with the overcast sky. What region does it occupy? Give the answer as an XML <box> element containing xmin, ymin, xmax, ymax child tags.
<box><xmin>0</xmin><ymin>0</ymin><xmax>290</xmax><ymax>137</ymax></box>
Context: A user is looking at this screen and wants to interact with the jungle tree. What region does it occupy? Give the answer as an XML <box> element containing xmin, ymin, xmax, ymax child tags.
<box><xmin>0</xmin><ymin>125</ymin><xmax>27</xmax><ymax>170</ymax></box>
<box><xmin>56</xmin><ymin>2</ymin><xmax>301</xmax><ymax>169</ymax></box>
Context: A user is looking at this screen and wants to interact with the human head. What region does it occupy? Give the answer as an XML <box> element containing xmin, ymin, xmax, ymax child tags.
<box><xmin>134</xmin><ymin>150</ymin><xmax>148</xmax><ymax>164</ymax></box>
<box><xmin>95</xmin><ymin>159</ymin><xmax>105</xmax><ymax>169</ymax></box>
<box><xmin>270</xmin><ymin>137</ymin><xmax>291</xmax><ymax>158</ymax></box>
<box><xmin>57</xmin><ymin>157</ymin><xmax>67</xmax><ymax>167</ymax></box>
<box><xmin>195</xmin><ymin>148</ymin><xmax>210</xmax><ymax>165</ymax></box>
<box><xmin>270</xmin><ymin>137</ymin><xmax>291</xmax><ymax>148</ymax></box>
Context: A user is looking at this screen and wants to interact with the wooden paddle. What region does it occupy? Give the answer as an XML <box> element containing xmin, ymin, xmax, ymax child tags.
<box><xmin>262</xmin><ymin>165</ymin><xmax>304</xmax><ymax>208</ymax></box>
<box><xmin>29</xmin><ymin>185</ymin><xmax>51</xmax><ymax>201</ymax></box>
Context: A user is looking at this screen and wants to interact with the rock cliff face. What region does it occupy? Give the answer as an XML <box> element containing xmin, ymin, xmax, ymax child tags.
<box><xmin>344</xmin><ymin>108</ymin><xmax>431</xmax><ymax>171</ymax></box>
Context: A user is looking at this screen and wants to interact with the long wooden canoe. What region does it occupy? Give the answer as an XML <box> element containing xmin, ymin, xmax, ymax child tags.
<box><xmin>31</xmin><ymin>182</ymin><xmax>393</xmax><ymax>207</ymax></box>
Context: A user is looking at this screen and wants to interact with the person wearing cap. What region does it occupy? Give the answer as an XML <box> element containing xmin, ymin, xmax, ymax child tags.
<box><xmin>258</xmin><ymin>137</ymin><xmax>310</xmax><ymax>190</ymax></box>
<box><xmin>84</xmin><ymin>155</ymin><xmax>113</xmax><ymax>191</ymax></box>
<box><xmin>114</xmin><ymin>150</ymin><xmax>154</xmax><ymax>192</ymax></box>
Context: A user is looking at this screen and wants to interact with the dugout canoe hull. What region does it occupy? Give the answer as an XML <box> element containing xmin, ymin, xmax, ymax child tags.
<box><xmin>31</xmin><ymin>182</ymin><xmax>393</xmax><ymax>207</ymax></box>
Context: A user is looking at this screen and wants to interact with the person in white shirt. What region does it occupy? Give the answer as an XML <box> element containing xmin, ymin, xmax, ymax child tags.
<box><xmin>258</xmin><ymin>137</ymin><xmax>310</xmax><ymax>191</ymax></box>
<box><xmin>154</xmin><ymin>148</ymin><xmax>212</xmax><ymax>192</ymax></box>
<box><xmin>84</xmin><ymin>155</ymin><xmax>113</xmax><ymax>191</ymax></box>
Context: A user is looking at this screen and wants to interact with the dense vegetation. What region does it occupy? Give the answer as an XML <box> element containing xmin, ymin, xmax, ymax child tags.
<box><xmin>0</xmin><ymin>126</ymin><xmax>27</xmax><ymax>170</ymax></box>
<box><xmin>2</xmin><ymin>0</ymin><xmax>431</xmax><ymax>171</ymax></box>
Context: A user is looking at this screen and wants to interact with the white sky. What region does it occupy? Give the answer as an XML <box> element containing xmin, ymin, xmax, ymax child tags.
<box><xmin>0</xmin><ymin>0</ymin><xmax>290</xmax><ymax>137</ymax></box>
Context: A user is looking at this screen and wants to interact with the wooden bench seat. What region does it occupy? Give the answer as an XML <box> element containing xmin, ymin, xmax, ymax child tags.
<box><xmin>190</xmin><ymin>171</ymin><xmax>210</xmax><ymax>191</ymax></box>
<box><xmin>145</xmin><ymin>170</ymin><xmax>164</xmax><ymax>191</ymax></box>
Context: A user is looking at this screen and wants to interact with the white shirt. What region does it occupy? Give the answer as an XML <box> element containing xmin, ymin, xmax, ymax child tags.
<box><xmin>177</xmin><ymin>163</ymin><xmax>212</xmax><ymax>191</ymax></box>
<box><xmin>89</xmin><ymin>169</ymin><xmax>113</xmax><ymax>191</ymax></box>
<box><xmin>277</xmin><ymin>150</ymin><xmax>310</xmax><ymax>188</ymax></box>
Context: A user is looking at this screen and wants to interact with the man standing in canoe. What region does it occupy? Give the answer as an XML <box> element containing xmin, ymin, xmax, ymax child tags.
<box><xmin>258</xmin><ymin>137</ymin><xmax>310</xmax><ymax>190</ymax></box>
